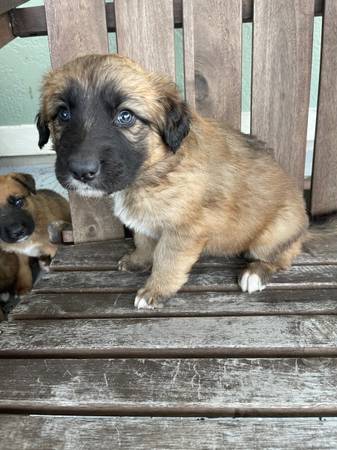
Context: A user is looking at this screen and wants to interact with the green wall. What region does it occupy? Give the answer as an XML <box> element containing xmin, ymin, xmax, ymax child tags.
<box><xmin>0</xmin><ymin>0</ymin><xmax>322</xmax><ymax>126</ymax></box>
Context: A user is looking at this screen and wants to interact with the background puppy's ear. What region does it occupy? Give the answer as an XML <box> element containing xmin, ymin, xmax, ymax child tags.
<box><xmin>12</xmin><ymin>173</ymin><xmax>36</xmax><ymax>195</ymax></box>
<box><xmin>161</xmin><ymin>99</ymin><xmax>190</xmax><ymax>152</ymax></box>
<box><xmin>36</xmin><ymin>112</ymin><xmax>50</xmax><ymax>148</ymax></box>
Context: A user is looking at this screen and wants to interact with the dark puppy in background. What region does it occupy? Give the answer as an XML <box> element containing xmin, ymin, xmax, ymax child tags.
<box><xmin>37</xmin><ymin>54</ymin><xmax>310</xmax><ymax>309</ymax></box>
<box><xmin>0</xmin><ymin>173</ymin><xmax>71</xmax><ymax>292</ymax></box>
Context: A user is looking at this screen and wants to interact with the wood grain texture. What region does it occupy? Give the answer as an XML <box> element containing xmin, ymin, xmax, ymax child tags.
<box><xmin>311</xmin><ymin>0</ymin><xmax>337</xmax><ymax>215</ymax></box>
<box><xmin>0</xmin><ymin>12</ymin><xmax>14</xmax><ymax>48</ymax></box>
<box><xmin>1</xmin><ymin>358</ymin><xmax>337</xmax><ymax>414</ymax></box>
<box><xmin>183</xmin><ymin>0</ymin><xmax>242</xmax><ymax>126</ymax></box>
<box><xmin>115</xmin><ymin>0</ymin><xmax>175</xmax><ymax>79</ymax></box>
<box><xmin>44</xmin><ymin>0</ymin><xmax>123</xmax><ymax>242</ymax></box>
<box><xmin>12</xmin><ymin>289</ymin><xmax>337</xmax><ymax>320</ymax></box>
<box><xmin>0</xmin><ymin>0</ymin><xmax>29</xmax><ymax>15</ymax></box>
<box><xmin>9</xmin><ymin>5</ymin><xmax>46</xmax><ymax>37</ymax></box>
<box><xmin>1</xmin><ymin>316</ymin><xmax>337</xmax><ymax>357</ymax></box>
<box><xmin>33</xmin><ymin>265</ymin><xmax>337</xmax><ymax>293</ymax></box>
<box><xmin>68</xmin><ymin>193</ymin><xmax>124</xmax><ymax>243</ymax></box>
<box><xmin>50</xmin><ymin>236</ymin><xmax>337</xmax><ymax>271</ymax></box>
<box><xmin>182</xmin><ymin>0</ymin><xmax>195</xmax><ymax>108</ymax></box>
<box><xmin>8</xmin><ymin>1</ymin><xmax>326</xmax><ymax>39</ymax></box>
<box><xmin>44</xmin><ymin>0</ymin><xmax>108</xmax><ymax>68</ymax></box>
<box><xmin>1</xmin><ymin>416</ymin><xmax>336</xmax><ymax>449</ymax></box>
<box><xmin>252</xmin><ymin>0</ymin><xmax>314</xmax><ymax>188</ymax></box>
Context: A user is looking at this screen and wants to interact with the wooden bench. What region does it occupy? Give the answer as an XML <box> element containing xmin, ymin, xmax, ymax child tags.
<box><xmin>1</xmin><ymin>0</ymin><xmax>337</xmax><ymax>447</ymax></box>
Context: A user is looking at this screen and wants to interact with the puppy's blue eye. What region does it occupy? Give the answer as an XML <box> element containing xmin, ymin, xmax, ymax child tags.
<box><xmin>8</xmin><ymin>197</ymin><xmax>24</xmax><ymax>208</ymax></box>
<box><xmin>57</xmin><ymin>108</ymin><xmax>71</xmax><ymax>122</ymax></box>
<box><xmin>115</xmin><ymin>110</ymin><xmax>135</xmax><ymax>128</ymax></box>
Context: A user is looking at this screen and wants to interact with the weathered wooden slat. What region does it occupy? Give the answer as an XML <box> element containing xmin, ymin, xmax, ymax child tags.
<box><xmin>44</xmin><ymin>0</ymin><xmax>108</xmax><ymax>68</ymax></box>
<box><xmin>44</xmin><ymin>0</ymin><xmax>123</xmax><ymax>243</ymax></box>
<box><xmin>115</xmin><ymin>0</ymin><xmax>175</xmax><ymax>79</ymax></box>
<box><xmin>0</xmin><ymin>12</ymin><xmax>14</xmax><ymax>48</ymax></box>
<box><xmin>51</xmin><ymin>236</ymin><xmax>337</xmax><ymax>271</ymax></box>
<box><xmin>1</xmin><ymin>415</ymin><xmax>337</xmax><ymax>449</ymax></box>
<box><xmin>1</xmin><ymin>316</ymin><xmax>337</xmax><ymax>357</ymax></box>
<box><xmin>1</xmin><ymin>358</ymin><xmax>337</xmax><ymax>414</ymax></box>
<box><xmin>9</xmin><ymin>0</ymin><xmax>325</xmax><ymax>39</ymax></box>
<box><xmin>33</xmin><ymin>265</ymin><xmax>337</xmax><ymax>293</ymax></box>
<box><xmin>9</xmin><ymin>5</ymin><xmax>46</xmax><ymax>37</ymax></box>
<box><xmin>311</xmin><ymin>0</ymin><xmax>337</xmax><ymax>215</ymax></box>
<box><xmin>11</xmin><ymin>289</ymin><xmax>337</xmax><ymax>320</ymax></box>
<box><xmin>0</xmin><ymin>0</ymin><xmax>29</xmax><ymax>15</ymax></box>
<box><xmin>182</xmin><ymin>0</ymin><xmax>195</xmax><ymax>108</ymax></box>
<box><xmin>252</xmin><ymin>0</ymin><xmax>314</xmax><ymax>188</ymax></box>
<box><xmin>67</xmin><ymin>195</ymin><xmax>124</xmax><ymax>243</ymax></box>
<box><xmin>183</xmin><ymin>0</ymin><xmax>242</xmax><ymax>127</ymax></box>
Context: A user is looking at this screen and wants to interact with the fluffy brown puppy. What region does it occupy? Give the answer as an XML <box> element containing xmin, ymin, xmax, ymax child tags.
<box><xmin>0</xmin><ymin>173</ymin><xmax>71</xmax><ymax>288</ymax></box>
<box><xmin>37</xmin><ymin>54</ymin><xmax>308</xmax><ymax>308</ymax></box>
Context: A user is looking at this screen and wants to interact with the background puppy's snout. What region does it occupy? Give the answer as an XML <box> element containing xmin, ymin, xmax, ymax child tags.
<box><xmin>68</xmin><ymin>159</ymin><xmax>101</xmax><ymax>183</ymax></box>
<box><xmin>0</xmin><ymin>207</ymin><xmax>35</xmax><ymax>243</ymax></box>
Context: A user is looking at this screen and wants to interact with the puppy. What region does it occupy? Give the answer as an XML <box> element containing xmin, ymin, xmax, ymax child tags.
<box><xmin>37</xmin><ymin>54</ymin><xmax>308</xmax><ymax>308</ymax></box>
<box><xmin>0</xmin><ymin>249</ymin><xmax>34</xmax><ymax>298</ymax></box>
<box><xmin>0</xmin><ymin>173</ymin><xmax>71</xmax><ymax>291</ymax></box>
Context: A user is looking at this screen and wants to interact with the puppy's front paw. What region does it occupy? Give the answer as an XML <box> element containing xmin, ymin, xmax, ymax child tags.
<box><xmin>134</xmin><ymin>288</ymin><xmax>159</xmax><ymax>309</ymax></box>
<box><xmin>238</xmin><ymin>270</ymin><xmax>266</xmax><ymax>294</ymax></box>
<box><xmin>118</xmin><ymin>254</ymin><xmax>150</xmax><ymax>272</ymax></box>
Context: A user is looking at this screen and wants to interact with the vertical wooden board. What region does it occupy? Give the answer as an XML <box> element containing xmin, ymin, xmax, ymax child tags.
<box><xmin>114</xmin><ymin>0</ymin><xmax>175</xmax><ymax>79</ymax></box>
<box><xmin>311</xmin><ymin>0</ymin><xmax>337</xmax><ymax>215</ymax></box>
<box><xmin>0</xmin><ymin>12</ymin><xmax>14</xmax><ymax>48</ymax></box>
<box><xmin>44</xmin><ymin>0</ymin><xmax>124</xmax><ymax>241</ymax></box>
<box><xmin>68</xmin><ymin>193</ymin><xmax>124</xmax><ymax>243</ymax></box>
<box><xmin>44</xmin><ymin>0</ymin><xmax>109</xmax><ymax>67</ymax></box>
<box><xmin>182</xmin><ymin>0</ymin><xmax>195</xmax><ymax>109</ymax></box>
<box><xmin>183</xmin><ymin>0</ymin><xmax>242</xmax><ymax>127</ymax></box>
<box><xmin>252</xmin><ymin>0</ymin><xmax>314</xmax><ymax>188</ymax></box>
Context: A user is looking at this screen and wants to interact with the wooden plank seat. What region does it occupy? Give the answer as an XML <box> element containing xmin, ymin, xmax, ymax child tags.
<box><xmin>2</xmin><ymin>0</ymin><xmax>337</xmax><ymax>447</ymax></box>
<box><xmin>1</xmin><ymin>416</ymin><xmax>337</xmax><ymax>449</ymax></box>
<box><xmin>1</xmin><ymin>237</ymin><xmax>337</xmax><ymax>449</ymax></box>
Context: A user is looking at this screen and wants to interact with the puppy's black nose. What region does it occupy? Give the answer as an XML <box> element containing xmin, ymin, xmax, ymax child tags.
<box><xmin>6</xmin><ymin>223</ymin><xmax>27</xmax><ymax>240</ymax></box>
<box><xmin>69</xmin><ymin>159</ymin><xmax>100</xmax><ymax>183</ymax></box>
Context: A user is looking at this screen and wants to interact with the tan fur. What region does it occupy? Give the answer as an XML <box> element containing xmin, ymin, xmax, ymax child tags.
<box><xmin>0</xmin><ymin>249</ymin><xmax>32</xmax><ymax>295</ymax></box>
<box><xmin>40</xmin><ymin>54</ymin><xmax>309</xmax><ymax>307</ymax></box>
<box><xmin>0</xmin><ymin>173</ymin><xmax>71</xmax><ymax>290</ymax></box>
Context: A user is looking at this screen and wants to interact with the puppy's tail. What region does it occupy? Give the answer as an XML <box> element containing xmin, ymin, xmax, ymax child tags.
<box><xmin>304</xmin><ymin>212</ymin><xmax>337</xmax><ymax>247</ymax></box>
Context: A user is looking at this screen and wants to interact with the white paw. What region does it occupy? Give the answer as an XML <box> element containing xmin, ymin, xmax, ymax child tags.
<box><xmin>0</xmin><ymin>292</ymin><xmax>10</xmax><ymax>302</ymax></box>
<box><xmin>239</xmin><ymin>271</ymin><xmax>266</xmax><ymax>294</ymax></box>
<box><xmin>134</xmin><ymin>295</ymin><xmax>154</xmax><ymax>310</ymax></box>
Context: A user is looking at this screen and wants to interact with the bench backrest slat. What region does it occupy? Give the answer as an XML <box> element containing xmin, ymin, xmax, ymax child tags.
<box><xmin>251</xmin><ymin>0</ymin><xmax>315</xmax><ymax>190</ymax></box>
<box><xmin>311</xmin><ymin>0</ymin><xmax>337</xmax><ymax>215</ymax></box>
<box><xmin>3</xmin><ymin>0</ymin><xmax>337</xmax><ymax>243</ymax></box>
<box><xmin>183</xmin><ymin>0</ymin><xmax>242</xmax><ymax>128</ymax></box>
<box><xmin>115</xmin><ymin>0</ymin><xmax>175</xmax><ymax>79</ymax></box>
<box><xmin>44</xmin><ymin>0</ymin><xmax>124</xmax><ymax>242</ymax></box>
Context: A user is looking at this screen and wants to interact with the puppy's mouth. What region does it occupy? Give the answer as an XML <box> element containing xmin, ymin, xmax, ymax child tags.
<box><xmin>60</xmin><ymin>177</ymin><xmax>110</xmax><ymax>198</ymax></box>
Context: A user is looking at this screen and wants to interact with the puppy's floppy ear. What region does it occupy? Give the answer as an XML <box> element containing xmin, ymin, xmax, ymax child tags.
<box><xmin>161</xmin><ymin>98</ymin><xmax>190</xmax><ymax>152</ymax></box>
<box><xmin>36</xmin><ymin>112</ymin><xmax>50</xmax><ymax>149</ymax></box>
<box><xmin>12</xmin><ymin>173</ymin><xmax>36</xmax><ymax>195</ymax></box>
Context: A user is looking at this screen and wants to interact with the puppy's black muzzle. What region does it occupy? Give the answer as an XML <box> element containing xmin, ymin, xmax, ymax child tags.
<box><xmin>0</xmin><ymin>207</ymin><xmax>35</xmax><ymax>244</ymax></box>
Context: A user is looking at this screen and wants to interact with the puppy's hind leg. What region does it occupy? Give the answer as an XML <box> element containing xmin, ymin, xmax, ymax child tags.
<box><xmin>239</xmin><ymin>238</ymin><xmax>303</xmax><ymax>294</ymax></box>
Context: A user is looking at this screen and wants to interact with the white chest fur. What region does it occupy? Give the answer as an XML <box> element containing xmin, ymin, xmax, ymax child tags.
<box><xmin>113</xmin><ymin>191</ymin><xmax>159</xmax><ymax>239</ymax></box>
<box><xmin>18</xmin><ymin>243</ymin><xmax>43</xmax><ymax>257</ymax></box>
